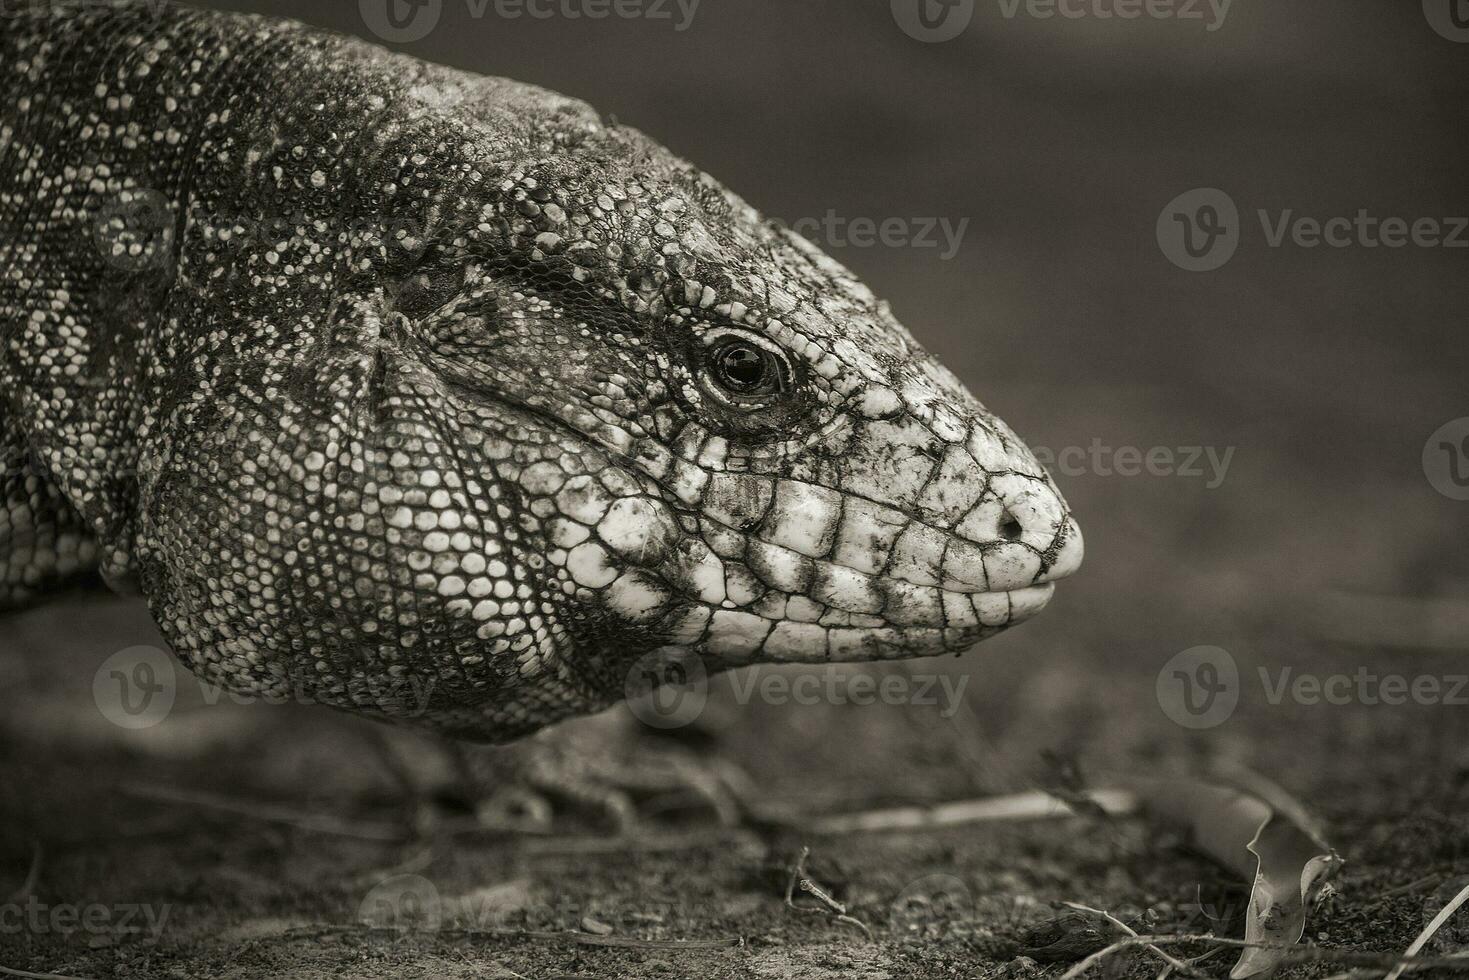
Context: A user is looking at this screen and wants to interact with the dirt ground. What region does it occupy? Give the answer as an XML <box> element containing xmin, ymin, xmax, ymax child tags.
<box><xmin>2</xmin><ymin>585</ymin><xmax>1467</xmax><ymax>979</ymax></box>
<box><xmin>3</xmin><ymin>0</ymin><xmax>1468</xmax><ymax>978</ymax></box>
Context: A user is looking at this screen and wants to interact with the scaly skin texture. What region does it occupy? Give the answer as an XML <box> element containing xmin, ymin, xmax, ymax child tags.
<box><xmin>0</xmin><ymin>1</ymin><xmax>1082</xmax><ymax>742</ymax></box>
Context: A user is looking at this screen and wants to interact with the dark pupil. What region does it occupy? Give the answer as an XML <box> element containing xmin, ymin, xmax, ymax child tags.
<box><xmin>718</xmin><ymin>345</ymin><xmax>768</xmax><ymax>392</ymax></box>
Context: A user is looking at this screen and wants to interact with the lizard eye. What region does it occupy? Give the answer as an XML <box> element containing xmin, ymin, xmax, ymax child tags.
<box><xmin>706</xmin><ymin>337</ymin><xmax>789</xmax><ymax>404</ymax></box>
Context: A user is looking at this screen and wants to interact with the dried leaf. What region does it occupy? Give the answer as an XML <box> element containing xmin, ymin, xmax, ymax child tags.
<box><xmin>1132</xmin><ymin>773</ymin><xmax>1341</xmax><ymax>979</ymax></box>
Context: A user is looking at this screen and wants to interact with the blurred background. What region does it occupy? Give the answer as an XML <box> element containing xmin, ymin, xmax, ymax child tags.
<box><xmin>2</xmin><ymin>1</ymin><xmax>1467</xmax><ymax>974</ymax></box>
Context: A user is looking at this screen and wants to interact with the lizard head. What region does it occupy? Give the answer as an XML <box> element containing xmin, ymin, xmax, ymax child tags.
<box><xmin>364</xmin><ymin>77</ymin><xmax>1084</xmax><ymax>699</ymax></box>
<box><xmin>142</xmin><ymin>68</ymin><xmax>1081</xmax><ymax>738</ymax></box>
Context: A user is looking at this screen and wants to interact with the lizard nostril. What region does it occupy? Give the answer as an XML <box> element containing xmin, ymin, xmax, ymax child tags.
<box><xmin>998</xmin><ymin>511</ymin><xmax>1024</xmax><ymax>541</ymax></box>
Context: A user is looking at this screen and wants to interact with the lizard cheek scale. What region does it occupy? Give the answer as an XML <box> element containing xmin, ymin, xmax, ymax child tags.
<box><xmin>667</xmin><ymin>389</ymin><xmax>1085</xmax><ymax>669</ymax></box>
<box><xmin>0</xmin><ymin>2</ymin><xmax>1083</xmax><ymax>741</ymax></box>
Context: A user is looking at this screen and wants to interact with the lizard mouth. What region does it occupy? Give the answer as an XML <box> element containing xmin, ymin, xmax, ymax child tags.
<box><xmin>696</xmin><ymin>581</ymin><xmax>1057</xmax><ymax>668</ymax></box>
<box><xmin>826</xmin><ymin>581</ymin><xmax>1057</xmax><ymax>661</ymax></box>
<box><xmin>1004</xmin><ymin>581</ymin><xmax>1055</xmax><ymax>621</ymax></box>
<box><xmin>814</xmin><ymin>581</ymin><xmax>1055</xmax><ymax>664</ymax></box>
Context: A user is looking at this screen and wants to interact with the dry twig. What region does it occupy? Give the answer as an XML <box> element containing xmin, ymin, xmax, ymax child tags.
<box><xmin>1061</xmin><ymin>902</ymin><xmax>1202</xmax><ymax>978</ymax></box>
<box><xmin>1384</xmin><ymin>879</ymin><xmax>1469</xmax><ymax>980</ymax></box>
<box><xmin>0</xmin><ymin>965</ymin><xmax>99</xmax><ymax>980</ymax></box>
<box><xmin>1055</xmin><ymin>933</ymin><xmax>1469</xmax><ymax>980</ymax></box>
<box><xmin>792</xmin><ymin>788</ymin><xmax>1138</xmax><ymax>835</ymax></box>
<box><xmin>783</xmin><ymin>846</ymin><xmax>872</xmax><ymax>939</ymax></box>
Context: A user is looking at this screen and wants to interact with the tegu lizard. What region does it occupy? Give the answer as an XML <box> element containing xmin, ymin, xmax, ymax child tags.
<box><xmin>0</xmin><ymin>2</ymin><xmax>1083</xmax><ymax>750</ymax></box>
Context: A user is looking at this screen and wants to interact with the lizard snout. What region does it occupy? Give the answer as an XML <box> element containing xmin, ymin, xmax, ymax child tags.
<box><xmin>942</xmin><ymin>471</ymin><xmax>1084</xmax><ymax>594</ymax></box>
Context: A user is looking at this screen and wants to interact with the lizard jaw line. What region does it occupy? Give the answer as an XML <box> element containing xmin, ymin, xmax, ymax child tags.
<box><xmin>684</xmin><ymin>582</ymin><xmax>1058</xmax><ymax>669</ymax></box>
